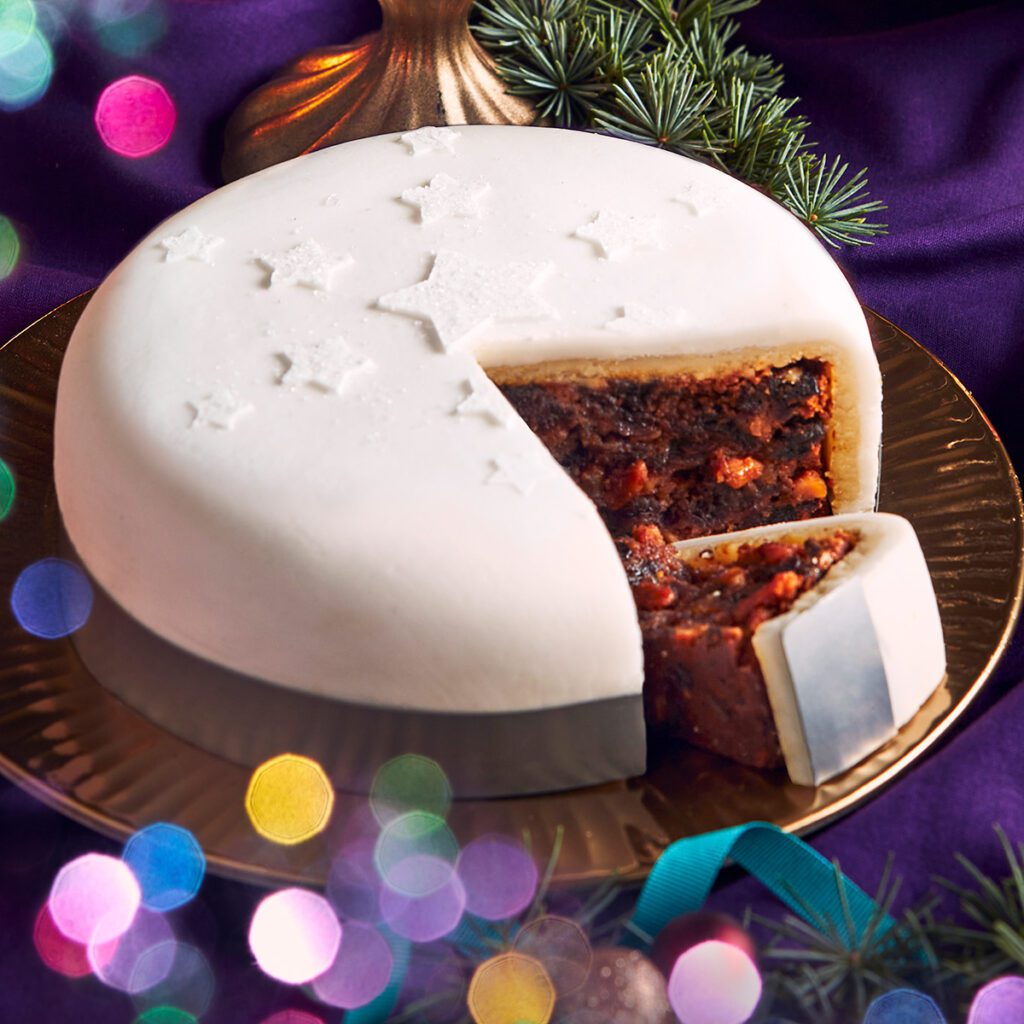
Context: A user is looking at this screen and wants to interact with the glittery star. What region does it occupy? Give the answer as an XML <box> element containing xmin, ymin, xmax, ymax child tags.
<box><xmin>278</xmin><ymin>337</ymin><xmax>376</xmax><ymax>394</ymax></box>
<box><xmin>399</xmin><ymin>126</ymin><xmax>462</xmax><ymax>156</ymax></box>
<box><xmin>674</xmin><ymin>182</ymin><xmax>719</xmax><ymax>216</ymax></box>
<box><xmin>256</xmin><ymin>239</ymin><xmax>353</xmax><ymax>291</ymax></box>
<box><xmin>159</xmin><ymin>226</ymin><xmax>224</xmax><ymax>265</ymax></box>
<box><xmin>377</xmin><ymin>250</ymin><xmax>555</xmax><ymax>352</ymax></box>
<box><xmin>574</xmin><ymin>210</ymin><xmax>662</xmax><ymax>260</ymax></box>
<box><xmin>488</xmin><ymin>452</ymin><xmax>550</xmax><ymax>495</ymax></box>
<box><xmin>401</xmin><ymin>174</ymin><xmax>491</xmax><ymax>225</ymax></box>
<box><xmin>189</xmin><ymin>387</ymin><xmax>253</xmax><ymax>430</ymax></box>
<box><xmin>605</xmin><ymin>303</ymin><xmax>688</xmax><ymax>333</ymax></box>
<box><xmin>453</xmin><ymin>376</ymin><xmax>510</xmax><ymax>426</ymax></box>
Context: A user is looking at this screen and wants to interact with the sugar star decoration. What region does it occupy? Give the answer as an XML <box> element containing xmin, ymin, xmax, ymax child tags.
<box><xmin>159</xmin><ymin>226</ymin><xmax>224</xmax><ymax>265</ymax></box>
<box><xmin>189</xmin><ymin>387</ymin><xmax>253</xmax><ymax>430</ymax></box>
<box><xmin>399</xmin><ymin>126</ymin><xmax>462</xmax><ymax>156</ymax></box>
<box><xmin>279</xmin><ymin>337</ymin><xmax>375</xmax><ymax>394</ymax></box>
<box><xmin>488</xmin><ymin>452</ymin><xmax>550</xmax><ymax>495</ymax></box>
<box><xmin>606</xmin><ymin>304</ymin><xmax>688</xmax><ymax>333</ymax></box>
<box><xmin>454</xmin><ymin>376</ymin><xmax>510</xmax><ymax>427</ymax></box>
<box><xmin>377</xmin><ymin>250</ymin><xmax>555</xmax><ymax>352</ymax></box>
<box><xmin>574</xmin><ymin>210</ymin><xmax>662</xmax><ymax>260</ymax></box>
<box><xmin>674</xmin><ymin>183</ymin><xmax>719</xmax><ymax>216</ymax></box>
<box><xmin>256</xmin><ymin>239</ymin><xmax>353</xmax><ymax>291</ymax></box>
<box><xmin>401</xmin><ymin>173</ymin><xmax>491</xmax><ymax>225</ymax></box>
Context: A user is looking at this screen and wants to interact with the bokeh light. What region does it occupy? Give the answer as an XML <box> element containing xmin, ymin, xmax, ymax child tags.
<box><xmin>375</xmin><ymin>811</ymin><xmax>458</xmax><ymax>898</ymax></box>
<box><xmin>379</xmin><ymin>854</ymin><xmax>466</xmax><ymax>943</ymax></box>
<box><xmin>135</xmin><ymin>1009</ymin><xmax>198</xmax><ymax>1024</ymax></box>
<box><xmin>31</xmin><ymin>0</ymin><xmax>69</xmax><ymax>47</ymax></box>
<box><xmin>49</xmin><ymin>852</ymin><xmax>141</xmax><ymax>945</ymax></box>
<box><xmin>370</xmin><ymin>754</ymin><xmax>452</xmax><ymax>825</ymax></box>
<box><xmin>259</xmin><ymin>1013</ymin><xmax>324</xmax><ymax>1024</ymax></box>
<box><xmin>95</xmin><ymin>75</ymin><xmax>176</xmax><ymax>158</ymax></box>
<box><xmin>131</xmin><ymin>942</ymin><xmax>215</xmax><ymax>1019</ymax></box>
<box><xmin>458</xmin><ymin>835</ymin><xmax>538</xmax><ymax>922</ymax></box>
<box><xmin>327</xmin><ymin>838</ymin><xmax>381</xmax><ymax>923</ymax></box>
<box><xmin>245</xmin><ymin>753</ymin><xmax>334</xmax><ymax>846</ymax></box>
<box><xmin>864</xmin><ymin>989</ymin><xmax>946</xmax><ymax>1023</ymax></box>
<box><xmin>0</xmin><ymin>0</ymin><xmax>36</xmax><ymax>38</ymax></box>
<box><xmin>311</xmin><ymin>920</ymin><xmax>393</xmax><ymax>1009</ymax></box>
<box><xmin>0</xmin><ymin>5</ymin><xmax>53</xmax><ymax>112</ymax></box>
<box><xmin>667</xmin><ymin>940</ymin><xmax>762</xmax><ymax>1024</ymax></box>
<box><xmin>969</xmin><ymin>976</ymin><xmax>1024</xmax><ymax>1023</ymax></box>
<box><xmin>88</xmin><ymin>0</ymin><xmax>167</xmax><ymax>58</ymax></box>
<box><xmin>249</xmin><ymin>889</ymin><xmax>341</xmax><ymax>985</ymax></box>
<box><xmin>467</xmin><ymin>952</ymin><xmax>556</xmax><ymax>1024</ymax></box>
<box><xmin>123</xmin><ymin>823</ymin><xmax>206</xmax><ymax>912</ymax></box>
<box><xmin>90</xmin><ymin>908</ymin><xmax>175</xmax><ymax>993</ymax></box>
<box><xmin>11</xmin><ymin>557</ymin><xmax>94</xmax><ymax>639</ymax></box>
<box><xmin>33</xmin><ymin>901</ymin><xmax>93</xmax><ymax>978</ymax></box>
<box><xmin>513</xmin><ymin>916</ymin><xmax>591</xmax><ymax>998</ymax></box>
<box><xmin>0</xmin><ymin>216</ymin><xmax>19</xmax><ymax>281</ymax></box>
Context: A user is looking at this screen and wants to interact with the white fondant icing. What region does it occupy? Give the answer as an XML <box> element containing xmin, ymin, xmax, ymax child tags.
<box><xmin>159</xmin><ymin>226</ymin><xmax>224</xmax><ymax>264</ymax></box>
<box><xmin>674</xmin><ymin>183</ymin><xmax>718</xmax><ymax>217</ymax></box>
<box><xmin>674</xmin><ymin>513</ymin><xmax>945</xmax><ymax>786</ymax></box>
<box><xmin>606</xmin><ymin>304</ymin><xmax>688</xmax><ymax>334</ymax></box>
<box><xmin>400</xmin><ymin>126</ymin><xmax>461</xmax><ymax>156</ymax></box>
<box><xmin>279</xmin><ymin>337</ymin><xmax>375</xmax><ymax>395</ymax></box>
<box><xmin>401</xmin><ymin>173</ymin><xmax>490</xmax><ymax>224</ymax></box>
<box><xmin>189</xmin><ymin>387</ymin><xmax>253</xmax><ymax>430</ymax></box>
<box><xmin>55</xmin><ymin>125</ymin><xmax>881</xmax><ymax>720</ymax></box>
<box><xmin>488</xmin><ymin>451</ymin><xmax>552</xmax><ymax>495</ymax></box>
<box><xmin>454</xmin><ymin>374</ymin><xmax>510</xmax><ymax>427</ymax></box>
<box><xmin>256</xmin><ymin>239</ymin><xmax>353</xmax><ymax>290</ymax></box>
<box><xmin>377</xmin><ymin>249</ymin><xmax>555</xmax><ymax>352</ymax></box>
<box><xmin>574</xmin><ymin>209</ymin><xmax>662</xmax><ymax>260</ymax></box>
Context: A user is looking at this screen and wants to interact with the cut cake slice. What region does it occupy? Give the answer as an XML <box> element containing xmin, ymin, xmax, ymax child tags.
<box><xmin>619</xmin><ymin>512</ymin><xmax>945</xmax><ymax>786</ymax></box>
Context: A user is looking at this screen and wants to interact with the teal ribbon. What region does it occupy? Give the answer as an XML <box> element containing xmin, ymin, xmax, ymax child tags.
<box><xmin>625</xmin><ymin>820</ymin><xmax>892</xmax><ymax>948</ymax></box>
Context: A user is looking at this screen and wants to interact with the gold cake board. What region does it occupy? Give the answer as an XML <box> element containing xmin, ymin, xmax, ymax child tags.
<box><xmin>0</xmin><ymin>295</ymin><xmax>1020</xmax><ymax>887</ymax></box>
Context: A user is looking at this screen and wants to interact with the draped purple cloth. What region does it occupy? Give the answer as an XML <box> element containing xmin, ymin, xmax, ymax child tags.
<box><xmin>1</xmin><ymin>1</ymin><xmax>1023</xmax><ymax>1019</ymax></box>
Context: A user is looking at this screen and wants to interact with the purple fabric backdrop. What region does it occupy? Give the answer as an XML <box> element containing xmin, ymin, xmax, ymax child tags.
<box><xmin>2</xmin><ymin>1</ymin><xmax>1023</xmax><ymax>1020</ymax></box>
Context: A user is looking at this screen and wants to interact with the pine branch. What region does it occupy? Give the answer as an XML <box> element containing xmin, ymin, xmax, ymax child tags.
<box><xmin>593</xmin><ymin>51</ymin><xmax>721</xmax><ymax>158</ymax></box>
<box><xmin>589</xmin><ymin>8</ymin><xmax>654</xmax><ymax>84</ymax></box>
<box><xmin>930</xmin><ymin>825</ymin><xmax>1024</xmax><ymax>987</ymax></box>
<box><xmin>780</xmin><ymin>155</ymin><xmax>888</xmax><ymax>248</ymax></box>
<box><xmin>753</xmin><ymin>857</ymin><xmax>942</xmax><ymax>1023</ymax></box>
<box><xmin>471</xmin><ymin>0</ymin><xmax>887</xmax><ymax>247</ymax></box>
<box><xmin>486</xmin><ymin>17</ymin><xmax>606</xmax><ymax>127</ymax></box>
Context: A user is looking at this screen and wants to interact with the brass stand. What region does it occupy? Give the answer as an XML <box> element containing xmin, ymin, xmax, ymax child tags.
<box><xmin>222</xmin><ymin>0</ymin><xmax>536</xmax><ymax>182</ymax></box>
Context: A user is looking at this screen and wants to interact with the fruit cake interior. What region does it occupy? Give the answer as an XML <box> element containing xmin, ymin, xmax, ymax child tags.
<box><xmin>491</xmin><ymin>358</ymin><xmax>833</xmax><ymax>542</ymax></box>
<box><xmin>492</xmin><ymin>356</ymin><xmax>850</xmax><ymax>771</ymax></box>
<box><xmin>618</xmin><ymin>524</ymin><xmax>856</xmax><ymax>770</ymax></box>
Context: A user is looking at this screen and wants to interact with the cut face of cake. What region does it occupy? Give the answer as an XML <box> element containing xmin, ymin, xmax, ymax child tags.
<box><xmin>619</xmin><ymin>513</ymin><xmax>945</xmax><ymax>786</ymax></box>
<box><xmin>52</xmin><ymin>124</ymin><xmax>921</xmax><ymax>794</ymax></box>
<box><xmin>491</xmin><ymin>358</ymin><xmax>833</xmax><ymax>542</ymax></box>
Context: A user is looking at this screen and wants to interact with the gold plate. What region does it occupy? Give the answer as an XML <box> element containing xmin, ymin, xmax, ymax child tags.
<box><xmin>0</xmin><ymin>295</ymin><xmax>1021</xmax><ymax>887</ymax></box>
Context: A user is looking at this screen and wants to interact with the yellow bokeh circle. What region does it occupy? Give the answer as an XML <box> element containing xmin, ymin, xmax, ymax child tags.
<box><xmin>245</xmin><ymin>753</ymin><xmax>334</xmax><ymax>845</ymax></box>
<box><xmin>468</xmin><ymin>952</ymin><xmax>555</xmax><ymax>1024</ymax></box>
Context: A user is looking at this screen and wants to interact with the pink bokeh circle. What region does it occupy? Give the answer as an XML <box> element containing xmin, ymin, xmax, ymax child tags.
<box><xmin>48</xmin><ymin>852</ymin><xmax>141</xmax><ymax>945</ymax></box>
<box><xmin>311</xmin><ymin>920</ymin><xmax>393</xmax><ymax>1010</ymax></box>
<box><xmin>249</xmin><ymin>888</ymin><xmax>341</xmax><ymax>985</ymax></box>
<box><xmin>94</xmin><ymin>75</ymin><xmax>176</xmax><ymax>158</ymax></box>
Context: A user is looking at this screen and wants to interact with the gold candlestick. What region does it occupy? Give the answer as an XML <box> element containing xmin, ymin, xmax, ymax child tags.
<box><xmin>222</xmin><ymin>0</ymin><xmax>536</xmax><ymax>182</ymax></box>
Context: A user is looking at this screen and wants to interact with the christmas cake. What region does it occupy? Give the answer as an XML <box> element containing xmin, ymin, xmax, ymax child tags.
<box><xmin>53</xmin><ymin>125</ymin><xmax>942</xmax><ymax>793</ymax></box>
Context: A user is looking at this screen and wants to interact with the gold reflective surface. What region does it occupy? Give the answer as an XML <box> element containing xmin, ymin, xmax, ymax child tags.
<box><xmin>222</xmin><ymin>0</ymin><xmax>536</xmax><ymax>182</ymax></box>
<box><xmin>0</xmin><ymin>296</ymin><xmax>1020</xmax><ymax>886</ymax></box>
